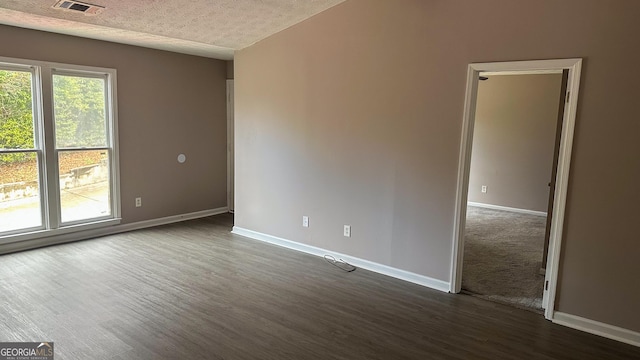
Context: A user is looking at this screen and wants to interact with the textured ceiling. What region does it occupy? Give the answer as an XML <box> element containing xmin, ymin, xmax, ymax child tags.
<box><xmin>0</xmin><ymin>0</ymin><xmax>346</xmax><ymax>59</ymax></box>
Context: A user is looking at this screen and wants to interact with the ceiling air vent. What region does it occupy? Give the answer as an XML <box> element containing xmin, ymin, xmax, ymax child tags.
<box><xmin>53</xmin><ymin>0</ymin><xmax>105</xmax><ymax>15</ymax></box>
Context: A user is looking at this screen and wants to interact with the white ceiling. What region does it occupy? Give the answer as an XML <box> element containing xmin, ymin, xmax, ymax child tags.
<box><xmin>0</xmin><ymin>0</ymin><xmax>346</xmax><ymax>60</ymax></box>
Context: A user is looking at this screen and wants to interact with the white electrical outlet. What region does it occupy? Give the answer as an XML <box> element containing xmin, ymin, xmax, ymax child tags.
<box><xmin>302</xmin><ymin>216</ymin><xmax>309</xmax><ymax>228</ymax></box>
<box><xmin>343</xmin><ymin>225</ymin><xmax>351</xmax><ymax>237</ymax></box>
<box><xmin>135</xmin><ymin>197</ymin><xmax>142</xmax><ymax>207</ymax></box>
<box><xmin>481</xmin><ymin>185</ymin><xmax>487</xmax><ymax>193</ymax></box>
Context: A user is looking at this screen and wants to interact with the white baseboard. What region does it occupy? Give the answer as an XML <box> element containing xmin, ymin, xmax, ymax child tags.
<box><xmin>467</xmin><ymin>202</ymin><xmax>547</xmax><ymax>217</ymax></box>
<box><xmin>116</xmin><ymin>207</ymin><xmax>229</xmax><ymax>233</ymax></box>
<box><xmin>553</xmin><ymin>312</ymin><xmax>640</xmax><ymax>348</ymax></box>
<box><xmin>231</xmin><ymin>226</ymin><xmax>450</xmax><ymax>293</ymax></box>
<box><xmin>0</xmin><ymin>207</ymin><xmax>229</xmax><ymax>255</ymax></box>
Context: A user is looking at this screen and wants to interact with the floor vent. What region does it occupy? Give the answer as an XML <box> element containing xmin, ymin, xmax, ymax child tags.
<box><xmin>52</xmin><ymin>0</ymin><xmax>104</xmax><ymax>15</ymax></box>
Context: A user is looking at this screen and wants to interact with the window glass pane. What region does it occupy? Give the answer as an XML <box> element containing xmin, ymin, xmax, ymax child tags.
<box><xmin>0</xmin><ymin>70</ymin><xmax>35</xmax><ymax>150</ymax></box>
<box><xmin>0</xmin><ymin>152</ymin><xmax>42</xmax><ymax>233</ymax></box>
<box><xmin>53</xmin><ymin>75</ymin><xmax>107</xmax><ymax>148</ymax></box>
<box><xmin>59</xmin><ymin>150</ymin><xmax>111</xmax><ymax>223</ymax></box>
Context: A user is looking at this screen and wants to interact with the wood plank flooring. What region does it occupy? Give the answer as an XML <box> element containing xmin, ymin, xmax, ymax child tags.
<box><xmin>1</xmin><ymin>213</ymin><xmax>639</xmax><ymax>359</ymax></box>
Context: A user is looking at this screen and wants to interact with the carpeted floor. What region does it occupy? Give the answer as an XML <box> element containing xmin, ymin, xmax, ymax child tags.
<box><xmin>462</xmin><ymin>205</ymin><xmax>546</xmax><ymax>312</ymax></box>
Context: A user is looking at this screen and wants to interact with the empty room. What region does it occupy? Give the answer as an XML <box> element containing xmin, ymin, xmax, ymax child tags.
<box><xmin>1</xmin><ymin>0</ymin><xmax>639</xmax><ymax>359</ymax></box>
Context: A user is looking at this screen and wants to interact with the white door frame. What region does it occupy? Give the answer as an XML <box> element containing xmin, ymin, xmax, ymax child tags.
<box><xmin>226</xmin><ymin>79</ymin><xmax>235</xmax><ymax>213</ymax></box>
<box><xmin>449</xmin><ymin>59</ymin><xmax>582</xmax><ymax>320</ymax></box>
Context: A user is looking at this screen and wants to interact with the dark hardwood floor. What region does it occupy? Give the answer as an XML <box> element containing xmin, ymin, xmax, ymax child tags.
<box><xmin>1</xmin><ymin>213</ymin><xmax>639</xmax><ymax>359</ymax></box>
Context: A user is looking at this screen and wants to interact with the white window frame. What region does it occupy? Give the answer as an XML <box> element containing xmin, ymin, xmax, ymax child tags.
<box><xmin>0</xmin><ymin>62</ymin><xmax>46</xmax><ymax>236</ymax></box>
<box><xmin>0</xmin><ymin>56</ymin><xmax>121</xmax><ymax>245</ymax></box>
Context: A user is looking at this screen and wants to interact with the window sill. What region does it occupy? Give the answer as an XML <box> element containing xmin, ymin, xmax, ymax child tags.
<box><xmin>0</xmin><ymin>218</ymin><xmax>122</xmax><ymax>246</ymax></box>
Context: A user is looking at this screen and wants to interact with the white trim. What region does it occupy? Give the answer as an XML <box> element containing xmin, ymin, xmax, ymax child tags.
<box><xmin>115</xmin><ymin>207</ymin><xmax>228</xmax><ymax>233</ymax></box>
<box><xmin>0</xmin><ymin>218</ymin><xmax>122</xmax><ymax>245</ymax></box>
<box><xmin>542</xmin><ymin>60</ymin><xmax>582</xmax><ymax>319</ymax></box>
<box><xmin>467</xmin><ymin>202</ymin><xmax>547</xmax><ymax>217</ymax></box>
<box><xmin>226</xmin><ymin>79</ymin><xmax>234</xmax><ymax>213</ymax></box>
<box><xmin>450</xmin><ymin>64</ymin><xmax>480</xmax><ymax>294</ymax></box>
<box><xmin>232</xmin><ymin>227</ymin><xmax>450</xmax><ymax>293</ymax></box>
<box><xmin>553</xmin><ymin>312</ymin><xmax>640</xmax><ymax>348</ymax></box>
<box><xmin>450</xmin><ymin>59</ymin><xmax>583</xmax><ymax>323</ymax></box>
<box><xmin>481</xmin><ymin>70</ymin><xmax>563</xmax><ymax>76</ymax></box>
<box><xmin>0</xmin><ymin>207</ymin><xmax>228</xmax><ymax>255</ymax></box>
<box><xmin>108</xmin><ymin>69</ymin><xmax>121</xmax><ymax>221</ymax></box>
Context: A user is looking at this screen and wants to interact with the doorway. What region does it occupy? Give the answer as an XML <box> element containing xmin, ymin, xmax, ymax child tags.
<box><xmin>450</xmin><ymin>59</ymin><xmax>582</xmax><ymax>320</ymax></box>
<box><xmin>461</xmin><ymin>72</ymin><xmax>564</xmax><ymax>311</ymax></box>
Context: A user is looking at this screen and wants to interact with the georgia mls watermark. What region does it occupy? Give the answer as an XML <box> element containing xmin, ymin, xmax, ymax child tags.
<box><xmin>0</xmin><ymin>342</ymin><xmax>53</xmax><ymax>360</ymax></box>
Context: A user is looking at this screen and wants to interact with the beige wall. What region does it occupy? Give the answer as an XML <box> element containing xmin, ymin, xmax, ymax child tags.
<box><xmin>0</xmin><ymin>25</ymin><xmax>228</xmax><ymax>224</ymax></box>
<box><xmin>235</xmin><ymin>0</ymin><xmax>640</xmax><ymax>332</ymax></box>
<box><xmin>468</xmin><ymin>74</ymin><xmax>563</xmax><ymax>212</ymax></box>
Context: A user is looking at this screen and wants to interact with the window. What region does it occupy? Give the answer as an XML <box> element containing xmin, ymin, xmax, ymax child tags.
<box><xmin>0</xmin><ymin>57</ymin><xmax>119</xmax><ymax>242</ymax></box>
<box><xmin>0</xmin><ymin>66</ymin><xmax>42</xmax><ymax>234</ymax></box>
